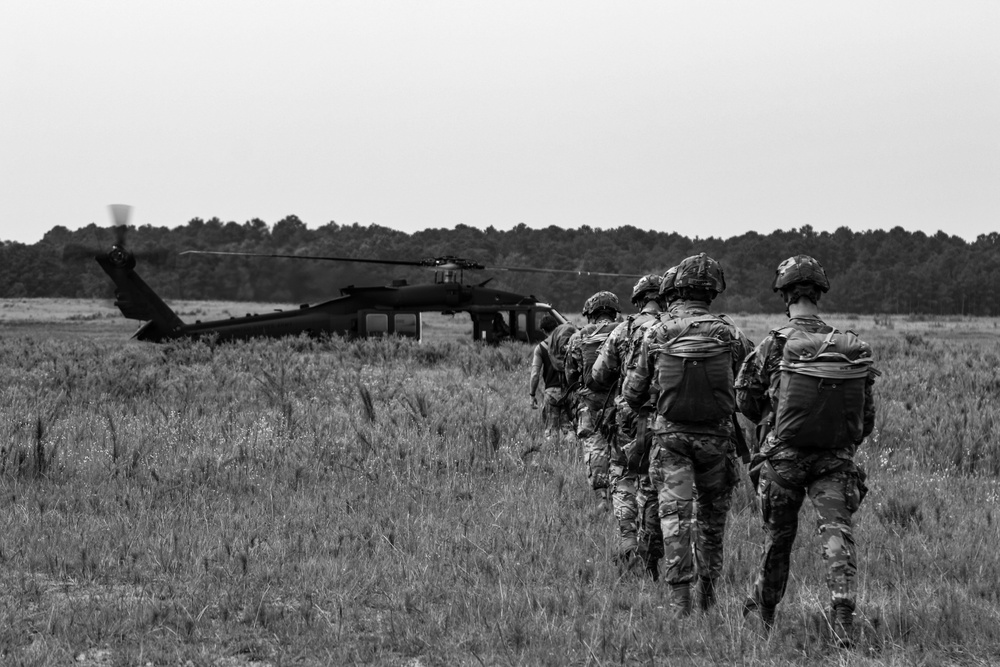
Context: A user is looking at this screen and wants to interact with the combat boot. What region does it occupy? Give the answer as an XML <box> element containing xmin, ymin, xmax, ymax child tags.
<box><xmin>669</xmin><ymin>583</ymin><xmax>692</xmax><ymax>618</ymax></box>
<box><xmin>614</xmin><ymin>548</ymin><xmax>641</xmax><ymax>578</ymax></box>
<box><xmin>831</xmin><ymin>600</ymin><xmax>855</xmax><ymax>648</ymax></box>
<box><xmin>644</xmin><ymin>559</ymin><xmax>660</xmax><ymax>582</ymax></box>
<box><xmin>742</xmin><ymin>597</ymin><xmax>775</xmax><ymax>634</ymax></box>
<box><xmin>696</xmin><ymin>577</ymin><xmax>717</xmax><ymax>611</ymax></box>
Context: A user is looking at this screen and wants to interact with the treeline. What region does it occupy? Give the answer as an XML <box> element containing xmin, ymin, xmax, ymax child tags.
<box><xmin>3</xmin><ymin>217</ymin><xmax>999</xmax><ymax>316</ymax></box>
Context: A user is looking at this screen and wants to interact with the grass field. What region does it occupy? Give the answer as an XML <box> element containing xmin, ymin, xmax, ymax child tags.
<box><xmin>1</xmin><ymin>299</ymin><xmax>999</xmax><ymax>666</ymax></box>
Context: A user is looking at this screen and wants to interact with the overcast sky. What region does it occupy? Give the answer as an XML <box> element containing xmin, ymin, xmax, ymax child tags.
<box><xmin>2</xmin><ymin>1</ymin><xmax>998</xmax><ymax>246</ymax></box>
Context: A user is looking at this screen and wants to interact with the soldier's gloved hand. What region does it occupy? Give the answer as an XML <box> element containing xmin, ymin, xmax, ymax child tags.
<box><xmin>530</xmin><ymin>395</ymin><xmax>539</xmax><ymax>409</ymax></box>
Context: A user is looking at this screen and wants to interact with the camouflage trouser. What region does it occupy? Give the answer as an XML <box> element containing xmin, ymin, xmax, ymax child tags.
<box><xmin>542</xmin><ymin>387</ymin><xmax>574</xmax><ymax>435</ymax></box>
<box><xmin>649</xmin><ymin>431</ymin><xmax>738</xmax><ymax>586</ymax></box>
<box><xmin>752</xmin><ymin>460</ymin><xmax>862</xmax><ymax>609</ymax></box>
<box><xmin>609</xmin><ymin>406</ymin><xmax>662</xmax><ymax>563</ymax></box>
<box><xmin>577</xmin><ymin>403</ymin><xmax>613</xmax><ymax>489</ymax></box>
<box><xmin>610</xmin><ymin>459</ymin><xmax>663</xmax><ymax>564</ymax></box>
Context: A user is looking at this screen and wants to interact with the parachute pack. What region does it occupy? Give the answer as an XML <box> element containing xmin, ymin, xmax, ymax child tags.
<box><xmin>653</xmin><ymin>314</ymin><xmax>735</xmax><ymax>423</ymax></box>
<box><xmin>772</xmin><ymin>326</ymin><xmax>876</xmax><ymax>449</ymax></box>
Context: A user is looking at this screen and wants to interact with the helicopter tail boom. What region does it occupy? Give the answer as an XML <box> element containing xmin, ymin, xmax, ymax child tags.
<box><xmin>96</xmin><ymin>248</ymin><xmax>185</xmax><ymax>341</ymax></box>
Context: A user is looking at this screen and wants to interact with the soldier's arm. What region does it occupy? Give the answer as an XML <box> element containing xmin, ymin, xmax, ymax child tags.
<box><xmin>529</xmin><ymin>344</ymin><xmax>543</xmax><ymax>398</ymax></box>
<box><xmin>735</xmin><ymin>339</ymin><xmax>773</xmax><ymax>424</ymax></box>
<box><xmin>564</xmin><ymin>336</ymin><xmax>582</xmax><ymax>387</ymax></box>
<box><xmin>622</xmin><ymin>333</ymin><xmax>653</xmax><ymax>412</ymax></box>
<box><xmin>589</xmin><ymin>327</ymin><xmax>622</xmax><ymax>392</ymax></box>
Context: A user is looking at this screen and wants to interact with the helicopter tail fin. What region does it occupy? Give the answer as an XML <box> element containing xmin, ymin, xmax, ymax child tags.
<box><xmin>96</xmin><ymin>249</ymin><xmax>185</xmax><ymax>342</ymax></box>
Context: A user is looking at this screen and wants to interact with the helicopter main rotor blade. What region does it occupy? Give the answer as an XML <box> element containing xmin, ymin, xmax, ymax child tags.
<box><xmin>178</xmin><ymin>250</ymin><xmax>430</xmax><ymax>267</ymax></box>
<box><xmin>180</xmin><ymin>250</ymin><xmax>647</xmax><ymax>278</ymax></box>
<box><xmin>481</xmin><ymin>264</ymin><xmax>646</xmax><ymax>279</ymax></box>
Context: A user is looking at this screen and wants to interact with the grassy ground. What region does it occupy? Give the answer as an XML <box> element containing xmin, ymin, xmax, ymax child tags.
<box><xmin>0</xmin><ymin>300</ymin><xmax>999</xmax><ymax>665</ymax></box>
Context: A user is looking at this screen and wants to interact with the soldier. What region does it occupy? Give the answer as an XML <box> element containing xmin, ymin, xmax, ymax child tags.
<box><xmin>736</xmin><ymin>256</ymin><xmax>878</xmax><ymax>643</ymax></box>
<box><xmin>529</xmin><ymin>315</ymin><xmax>571</xmax><ymax>437</ymax></box>
<box><xmin>623</xmin><ymin>253</ymin><xmax>753</xmax><ymax>616</ymax></box>
<box><xmin>565</xmin><ymin>291</ymin><xmax>621</xmax><ymax>510</ymax></box>
<box><xmin>590</xmin><ymin>274</ymin><xmax>666</xmax><ymax>577</ymax></box>
<box><xmin>544</xmin><ymin>318</ymin><xmax>579</xmax><ymax>437</ymax></box>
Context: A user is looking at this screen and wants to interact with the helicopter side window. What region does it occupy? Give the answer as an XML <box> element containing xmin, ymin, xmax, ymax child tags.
<box><xmin>394</xmin><ymin>313</ymin><xmax>418</xmax><ymax>336</ymax></box>
<box><xmin>366</xmin><ymin>313</ymin><xmax>389</xmax><ymax>335</ymax></box>
<box><xmin>516</xmin><ymin>312</ymin><xmax>528</xmax><ymax>341</ymax></box>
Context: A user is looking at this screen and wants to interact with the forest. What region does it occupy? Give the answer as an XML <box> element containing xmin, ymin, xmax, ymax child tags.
<box><xmin>3</xmin><ymin>216</ymin><xmax>999</xmax><ymax>316</ymax></box>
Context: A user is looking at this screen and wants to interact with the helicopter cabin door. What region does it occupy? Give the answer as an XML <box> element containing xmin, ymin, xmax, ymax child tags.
<box><xmin>358</xmin><ymin>310</ymin><xmax>422</xmax><ymax>340</ymax></box>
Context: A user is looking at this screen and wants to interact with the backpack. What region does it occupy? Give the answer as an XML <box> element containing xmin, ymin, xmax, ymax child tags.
<box><xmin>652</xmin><ymin>314</ymin><xmax>736</xmax><ymax>423</ymax></box>
<box><xmin>578</xmin><ymin>322</ymin><xmax>618</xmax><ymax>387</ymax></box>
<box><xmin>772</xmin><ymin>326</ymin><xmax>875</xmax><ymax>449</ymax></box>
<box><xmin>546</xmin><ymin>322</ymin><xmax>577</xmax><ymax>374</ymax></box>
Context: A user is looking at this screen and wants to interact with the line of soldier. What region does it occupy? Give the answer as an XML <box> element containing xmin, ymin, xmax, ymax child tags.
<box><xmin>529</xmin><ymin>253</ymin><xmax>878</xmax><ymax>646</ymax></box>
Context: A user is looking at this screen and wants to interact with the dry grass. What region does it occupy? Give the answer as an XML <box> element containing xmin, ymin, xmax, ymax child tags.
<box><xmin>0</xmin><ymin>300</ymin><xmax>998</xmax><ymax>665</ymax></box>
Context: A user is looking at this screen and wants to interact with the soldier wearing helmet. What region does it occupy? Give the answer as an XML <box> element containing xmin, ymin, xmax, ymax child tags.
<box><xmin>736</xmin><ymin>255</ymin><xmax>878</xmax><ymax>644</ymax></box>
<box><xmin>771</xmin><ymin>254</ymin><xmax>830</xmax><ymax>316</ymax></box>
<box><xmin>565</xmin><ymin>290</ymin><xmax>622</xmax><ymax>510</ymax></box>
<box><xmin>659</xmin><ymin>266</ymin><xmax>680</xmax><ymax>311</ymax></box>
<box><xmin>590</xmin><ymin>274</ymin><xmax>668</xmax><ymax>578</ymax></box>
<box><xmin>622</xmin><ymin>253</ymin><xmax>754</xmax><ymax>616</ymax></box>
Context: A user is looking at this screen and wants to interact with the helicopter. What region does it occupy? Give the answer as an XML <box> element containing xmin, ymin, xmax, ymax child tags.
<box><xmin>94</xmin><ymin>206</ymin><xmax>648</xmax><ymax>344</ymax></box>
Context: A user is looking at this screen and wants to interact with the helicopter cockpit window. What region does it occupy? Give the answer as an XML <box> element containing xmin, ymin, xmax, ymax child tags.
<box><xmin>394</xmin><ymin>313</ymin><xmax>418</xmax><ymax>336</ymax></box>
<box><xmin>366</xmin><ymin>313</ymin><xmax>389</xmax><ymax>335</ymax></box>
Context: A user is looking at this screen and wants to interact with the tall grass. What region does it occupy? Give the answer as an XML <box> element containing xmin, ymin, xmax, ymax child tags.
<box><xmin>0</xmin><ymin>314</ymin><xmax>998</xmax><ymax>665</ymax></box>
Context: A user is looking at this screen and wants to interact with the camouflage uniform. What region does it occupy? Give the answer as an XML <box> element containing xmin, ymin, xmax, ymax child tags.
<box><xmin>736</xmin><ymin>314</ymin><xmax>876</xmax><ymax>616</ymax></box>
<box><xmin>565</xmin><ymin>318</ymin><xmax>618</xmax><ymax>491</ymax></box>
<box><xmin>623</xmin><ymin>300</ymin><xmax>753</xmax><ymax>601</ymax></box>
<box><xmin>591</xmin><ymin>304</ymin><xmax>664</xmax><ymax>571</ymax></box>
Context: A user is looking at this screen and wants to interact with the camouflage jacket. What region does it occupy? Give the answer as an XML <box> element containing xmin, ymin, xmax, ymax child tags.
<box><xmin>565</xmin><ymin>318</ymin><xmax>617</xmax><ymax>406</ymax></box>
<box><xmin>622</xmin><ymin>301</ymin><xmax>754</xmax><ymax>436</ymax></box>
<box><xmin>589</xmin><ymin>305</ymin><xmax>661</xmax><ymax>395</ymax></box>
<box><xmin>735</xmin><ymin>314</ymin><xmax>877</xmax><ymax>460</ymax></box>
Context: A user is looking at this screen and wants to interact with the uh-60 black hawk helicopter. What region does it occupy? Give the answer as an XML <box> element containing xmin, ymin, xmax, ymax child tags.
<box><xmin>94</xmin><ymin>205</ymin><xmax>646</xmax><ymax>344</ymax></box>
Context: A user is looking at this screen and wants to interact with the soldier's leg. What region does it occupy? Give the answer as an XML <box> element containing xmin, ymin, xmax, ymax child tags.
<box><xmin>543</xmin><ymin>388</ymin><xmax>564</xmax><ymax>436</ymax></box>
<box><xmin>690</xmin><ymin>436</ymin><xmax>738</xmax><ymax>609</ymax></box>
<box><xmin>650</xmin><ymin>432</ymin><xmax>696</xmax><ymax>613</ymax></box>
<box><xmin>636</xmin><ymin>467</ymin><xmax>663</xmax><ymax>579</ymax></box>
<box><xmin>583</xmin><ymin>431</ymin><xmax>611</xmax><ymax>489</ymax></box>
<box><xmin>750</xmin><ymin>461</ymin><xmax>807</xmax><ymax>611</ymax></box>
<box><xmin>809</xmin><ymin>470</ymin><xmax>861</xmax><ymax>615</ymax></box>
<box><xmin>610</xmin><ymin>459</ymin><xmax>641</xmax><ymax>565</ymax></box>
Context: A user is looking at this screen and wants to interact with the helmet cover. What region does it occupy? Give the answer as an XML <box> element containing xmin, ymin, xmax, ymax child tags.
<box><xmin>674</xmin><ymin>253</ymin><xmax>726</xmax><ymax>294</ymax></box>
<box><xmin>631</xmin><ymin>274</ymin><xmax>663</xmax><ymax>305</ymax></box>
<box><xmin>659</xmin><ymin>266</ymin><xmax>679</xmax><ymax>300</ymax></box>
<box><xmin>582</xmin><ymin>290</ymin><xmax>621</xmax><ymax>317</ymax></box>
<box><xmin>772</xmin><ymin>255</ymin><xmax>830</xmax><ymax>292</ymax></box>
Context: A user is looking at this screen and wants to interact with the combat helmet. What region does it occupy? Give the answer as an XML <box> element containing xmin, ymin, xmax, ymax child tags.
<box><xmin>582</xmin><ymin>291</ymin><xmax>621</xmax><ymax>319</ymax></box>
<box><xmin>631</xmin><ymin>274</ymin><xmax>663</xmax><ymax>307</ymax></box>
<box><xmin>659</xmin><ymin>266</ymin><xmax>679</xmax><ymax>302</ymax></box>
<box><xmin>772</xmin><ymin>255</ymin><xmax>830</xmax><ymax>293</ymax></box>
<box><xmin>674</xmin><ymin>253</ymin><xmax>726</xmax><ymax>294</ymax></box>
